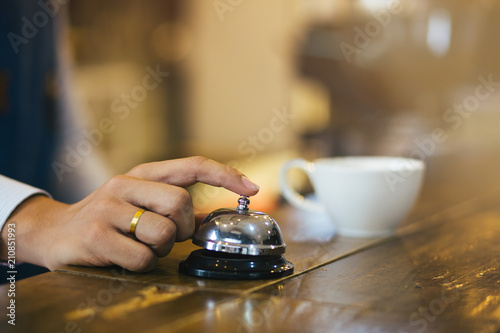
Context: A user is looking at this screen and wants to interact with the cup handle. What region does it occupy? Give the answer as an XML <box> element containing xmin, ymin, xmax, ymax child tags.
<box><xmin>279</xmin><ymin>158</ymin><xmax>326</xmax><ymax>213</ymax></box>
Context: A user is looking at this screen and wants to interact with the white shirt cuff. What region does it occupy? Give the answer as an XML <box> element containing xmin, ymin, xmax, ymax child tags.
<box><xmin>0</xmin><ymin>175</ymin><xmax>51</xmax><ymax>231</ymax></box>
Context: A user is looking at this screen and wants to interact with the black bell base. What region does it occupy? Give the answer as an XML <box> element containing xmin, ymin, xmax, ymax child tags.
<box><xmin>179</xmin><ymin>249</ymin><xmax>294</xmax><ymax>280</ymax></box>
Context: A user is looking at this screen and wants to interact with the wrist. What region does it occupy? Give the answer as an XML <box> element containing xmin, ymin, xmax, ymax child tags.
<box><xmin>0</xmin><ymin>195</ymin><xmax>69</xmax><ymax>268</ymax></box>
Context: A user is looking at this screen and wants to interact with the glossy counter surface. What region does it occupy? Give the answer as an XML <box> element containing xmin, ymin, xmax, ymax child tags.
<box><xmin>2</xmin><ymin>152</ymin><xmax>500</xmax><ymax>332</ymax></box>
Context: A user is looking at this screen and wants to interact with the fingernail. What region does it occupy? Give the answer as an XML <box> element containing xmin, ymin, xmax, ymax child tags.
<box><xmin>241</xmin><ymin>175</ymin><xmax>260</xmax><ymax>191</ymax></box>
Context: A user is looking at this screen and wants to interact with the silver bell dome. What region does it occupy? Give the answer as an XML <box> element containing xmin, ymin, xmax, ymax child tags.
<box><xmin>192</xmin><ymin>196</ymin><xmax>286</xmax><ymax>256</ymax></box>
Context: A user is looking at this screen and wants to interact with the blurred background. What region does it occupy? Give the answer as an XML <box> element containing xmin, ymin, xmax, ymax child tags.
<box><xmin>59</xmin><ymin>0</ymin><xmax>500</xmax><ymax>211</ymax></box>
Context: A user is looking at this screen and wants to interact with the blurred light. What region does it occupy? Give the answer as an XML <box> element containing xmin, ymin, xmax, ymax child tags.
<box><xmin>359</xmin><ymin>0</ymin><xmax>399</xmax><ymax>11</ymax></box>
<box><xmin>426</xmin><ymin>9</ymin><xmax>452</xmax><ymax>57</ymax></box>
<box><xmin>299</xmin><ymin>0</ymin><xmax>350</xmax><ymax>25</ymax></box>
<box><xmin>290</xmin><ymin>79</ymin><xmax>330</xmax><ymax>133</ymax></box>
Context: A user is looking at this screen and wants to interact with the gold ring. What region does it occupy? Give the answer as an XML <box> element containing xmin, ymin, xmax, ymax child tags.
<box><xmin>130</xmin><ymin>209</ymin><xmax>145</xmax><ymax>235</ymax></box>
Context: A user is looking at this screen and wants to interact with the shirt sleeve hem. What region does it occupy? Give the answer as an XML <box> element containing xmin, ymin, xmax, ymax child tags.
<box><xmin>0</xmin><ymin>175</ymin><xmax>52</xmax><ymax>231</ymax></box>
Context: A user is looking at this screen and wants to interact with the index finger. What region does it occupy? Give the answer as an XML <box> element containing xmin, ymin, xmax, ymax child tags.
<box><xmin>126</xmin><ymin>156</ymin><xmax>260</xmax><ymax>196</ymax></box>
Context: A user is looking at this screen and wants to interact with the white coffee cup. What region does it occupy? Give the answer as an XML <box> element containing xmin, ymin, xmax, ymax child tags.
<box><xmin>279</xmin><ymin>156</ymin><xmax>425</xmax><ymax>238</ymax></box>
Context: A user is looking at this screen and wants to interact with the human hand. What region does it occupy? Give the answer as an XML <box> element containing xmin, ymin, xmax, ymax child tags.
<box><xmin>0</xmin><ymin>156</ymin><xmax>259</xmax><ymax>272</ymax></box>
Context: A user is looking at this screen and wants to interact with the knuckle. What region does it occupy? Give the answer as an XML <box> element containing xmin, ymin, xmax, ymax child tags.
<box><xmin>155</xmin><ymin>223</ymin><xmax>176</xmax><ymax>257</ymax></box>
<box><xmin>222</xmin><ymin>164</ymin><xmax>235</xmax><ymax>183</ymax></box>
<box><xmin>161</xmin><ymin>188</ymin><xmax>194</xmax><ymax>242</ymax></box>
<box><xmin>155</xmin><ymin>188</ymin><xmax>192</xmax><ymax>216</ymax></box>
<box><xmin>157</xmin><ymin>221</ymin><xmax>176</xmax><ymax>243</ymax></box>
<box><xmin>174</xmin><ymin>188</ymin><xmax>192</xmax><ymax>208</ymax></box>
<box><xmin>165</xmin><ymin>189</ymin><xmax>194</xmax><ymax>242</ymax></box>
<box><xmin>131</xmin><ymin>247</ymin><xmax>156</xmax><ymax>272</ymax></box>
<box><xmin>190</xmin><ymin>155</ymin><xmax>210</xmax><ymax>167</ymax></box>
<box><xmin>177</xmin><ymin>216</ymin><xmax>195</xmax><ymax>242</ymax></box>
<box><xmin>128</xmin><ymin>163</ymin><xmax>148</xmax><ymax>178</ymax></box>
<box><xmin>92</xmin><ymin>197</ymin><xmax>118</xmax><ymax>216</ymax></box>
<box><xmin>83</xmin><ymin>222</ymin><xmax>107</xmax><ymax>248</ymax></box>
<box><xmin>103</xmin><ymin>175</ymin><xmax>129</xmax><ymax>191</ymax></box>
<box><xmin>175</xmin><ymin>195</ymin><xmax>193</xmax><ymax>223</ymax></box>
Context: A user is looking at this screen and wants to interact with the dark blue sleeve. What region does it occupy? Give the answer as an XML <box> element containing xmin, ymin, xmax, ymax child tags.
<box><xmin>0</xmin><ymin>0</ymin><xmax>59</xmax><ymax>193</ymax></box>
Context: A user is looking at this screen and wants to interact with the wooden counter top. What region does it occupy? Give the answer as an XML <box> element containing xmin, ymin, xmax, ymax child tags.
<box><xmin>2</xmin><ymin>151</ymin><xmax>500</xmax><ymax>332</ymax></box>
